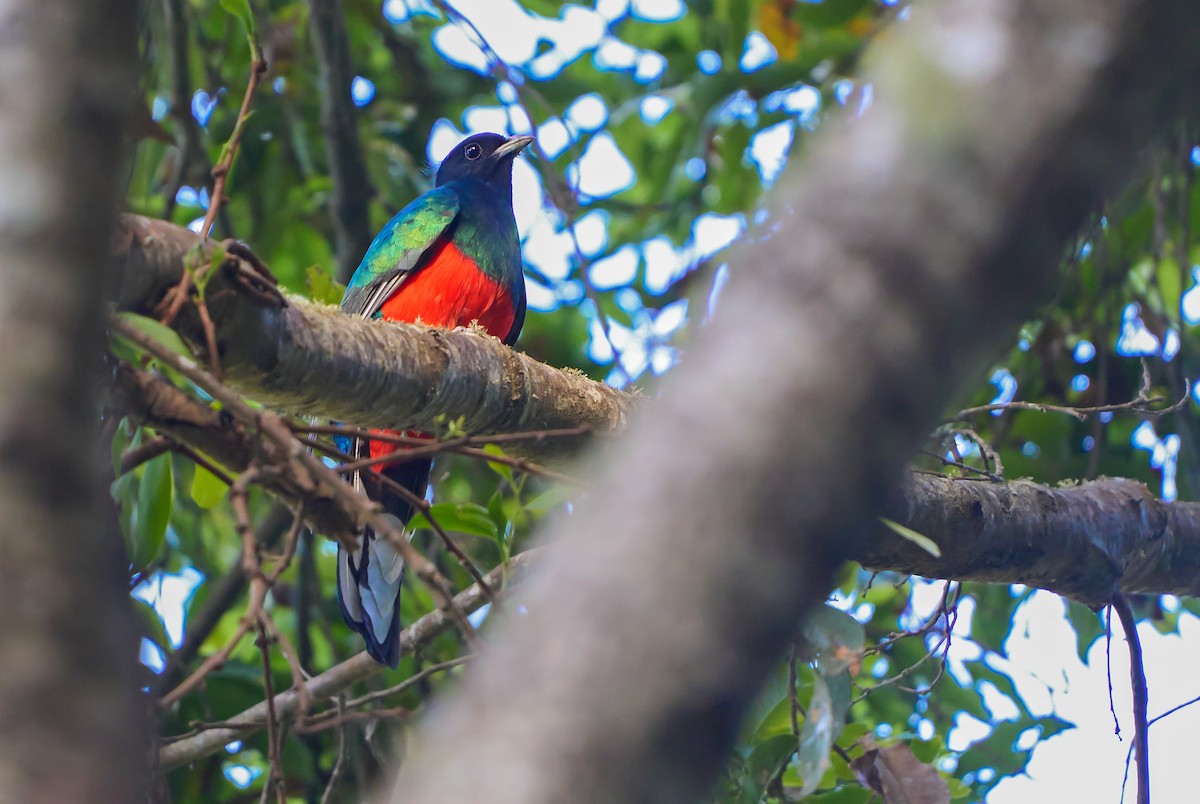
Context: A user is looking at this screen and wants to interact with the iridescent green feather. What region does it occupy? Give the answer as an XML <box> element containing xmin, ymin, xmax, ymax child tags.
<box><xmin>341</xmin><ymin>185</ymin><xmax>459</xmax><ymax>315</ymax></box>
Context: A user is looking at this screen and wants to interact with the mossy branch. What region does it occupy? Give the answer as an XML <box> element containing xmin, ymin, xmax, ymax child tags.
<box><xmin>109</xmin><ymin>214</ymin><xmax>634</xmax><ymax>462</ymax></box>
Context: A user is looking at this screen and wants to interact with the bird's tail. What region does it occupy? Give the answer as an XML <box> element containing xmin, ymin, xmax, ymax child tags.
<box><xmin>336</xmin><ymin>433</ymin><xmax>432</xmax><ymax>667</ymax></box>
<box><xmin>337</xmin><ymin>522</ymin><xmax>406</xmax><ymax>667</ymax></box>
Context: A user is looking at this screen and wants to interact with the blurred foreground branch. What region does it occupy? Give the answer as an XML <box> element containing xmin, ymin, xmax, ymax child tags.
<box><xmin>0</xmin><ymin>0</ymin><xmax>144</xmax><ymax>799</ymax></box>
<box><xmin>385</xmin><ymin>0</ymin><xmax>1200</xmax><ymax>801</ymax></box>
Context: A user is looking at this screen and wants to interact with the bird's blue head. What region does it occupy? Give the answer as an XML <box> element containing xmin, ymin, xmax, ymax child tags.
<box><xmin>434</xmin><ymin>132</ymin><xmax>535</xmax><ymax>194</ymax></box>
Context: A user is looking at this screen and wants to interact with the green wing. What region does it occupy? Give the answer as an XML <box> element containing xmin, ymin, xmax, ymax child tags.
<box><xmin>341</xmin><ymin>185</ymin><xmax>460</xmax><ymax>317</ymax></box>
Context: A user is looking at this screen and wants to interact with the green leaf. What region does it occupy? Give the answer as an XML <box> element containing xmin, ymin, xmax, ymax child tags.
<box><xmin>305</xmin><ymin>265</ymin><xmax>346</xmax><ymax>306</ymax></box>
<box><xmin>909</xmin><ymin>736</ymin><xmax>944</xmax><ymax>764</ymax></box>
<box><xmin>132</xmin><ymin>597</ymin><xmax>173</xmax><ymax>655</ymax></box>
<box><xmin>802</xmin><ymin>603</ymin><xmax>866</xmax><ymax>676</ymax></box>
<box><xmin>836</xmin><ymin>721</ymin><xmax>869</xmax><ymax>754</ymax></box>
<box><xmin>1038</xmin><ymin>715</ymin><xmax>1074</xmax><ymax>741</ymax></box>
<box><xmin>132</xmin><ymin>454</ymin><xmax>173</xmax><ymax>568</ymax></box>
<box><xmin>736</xmin><ymin>734</ymin><xmax>796</xmax><ymax>804</ymax></box>
<box><xmin>880</xmin><ymin>517</ymin><xmax>942</xmax><ymax>557</ymax></box>
<box><xmin>113</xmin><ymin>312</ymin><xmax>193</xmax><ymax>361</ymax></box>
<box><xmin>487</xmin><ymin>490</ymin><xmax>509</xmax><ymax>534</ymax></box>
<box><xmin>110</xmin><ymin>419</ymin><xmax>133</xmax><ymax>477</ymax></box>
<box><xmin>219</xmin><ymin>0</ymin><xmax>256</xmax><ymax>37</ymax></box>
<box><xmin>794</xmin><ymin>674</ymin><xmax>837</xmax><ymax>799</ymax></box>
<box><xmin>409</xmin><ymin>502</ymin><xmax>499</xmax><ymax>541</ymax></box>
<box><xmin>947</xmin><ymin>776</ymin><xmax>973</xmax><ymax>800</ymax></box>
<box><xmin>1157</xmin><ymin>257</ymin><xmax>1182</xmax><ymax>324</ymax></box>
<box><xmin>190</xmin><ymin>463</ymin><xmax>228</xmax><ymax>510</ymax></box>
<box><xmin>525</xmin><ymin>486</ymin><xmax>575</xmax><ymax>516</ymax></box>
<box><xmin>741</xmin><ymin>662</ymin><xmax>800</xmax><ymax>744</ymax></box>
<box><xmin>481</xmin><ymin>443</ymin><xmax>514</xmax><ymax>482</ymax></box>
<box><xmin>748</xmin><ymin>696</ymin><xmax>798</xmax><ymax>745</ymax></box>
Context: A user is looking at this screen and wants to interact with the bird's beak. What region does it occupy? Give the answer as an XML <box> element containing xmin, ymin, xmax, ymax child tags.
<box><xmin>494</xmin><ymin>134</ymin><xmax>536</xmax><ymax>158</ymax></box>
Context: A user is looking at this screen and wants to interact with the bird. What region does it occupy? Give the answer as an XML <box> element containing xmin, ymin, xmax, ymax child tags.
<box><xmin>335</xmin><ymin>132</ymin><xmax>533</xmax><ymax>666</ymax></box>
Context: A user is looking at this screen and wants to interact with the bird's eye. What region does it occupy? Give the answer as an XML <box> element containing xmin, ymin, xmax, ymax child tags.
<box><xmin>464</xmin><ymin>143</ymin><xmax>483</xmax><ymax>160</ymax></box>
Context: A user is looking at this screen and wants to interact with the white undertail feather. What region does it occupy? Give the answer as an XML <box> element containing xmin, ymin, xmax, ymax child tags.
<box><xmin>338</xmin><ymin>451</ymin><xmax>409</xmax><ymax>648</ymax></box>
<box><xmin>337</xmin><ymin>520</ymin><xmax>409</xmax><ymax>644</ymax></box>
<box><xmin>362</xmin><ymin>528</ymin><xmax>406</xmax><ymax>643</ymax></box>
<box><xmin>337</xmin><ymin>542</ymin><xmax>363</xmax><ymax>624</ymax></box>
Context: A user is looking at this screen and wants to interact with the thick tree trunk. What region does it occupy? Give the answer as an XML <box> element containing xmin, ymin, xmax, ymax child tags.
<box><xmin>0</xmin><ymin>1</ymin><xmax>142</xmax><ymax>800</ymax></box>
<box><xmin>385</xmin><ymin>1</ymin><xmax>1200</xmax><ymax>802</ymax></box>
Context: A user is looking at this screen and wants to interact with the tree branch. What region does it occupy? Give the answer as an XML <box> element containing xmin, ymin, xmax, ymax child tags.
<box><xmin>871</xmin><ymin>475</ymin><xmax>1200</xmax><ymax>604</ymax></box>
<box><xmin>157</xmin><ymin>551</ymin><xmax>533</xmax><ymax>770</ymax></box>
<box><xmin>109</xmin><ymin>214</ymin><xmax>633</xmax><ymax>461</ymax></box>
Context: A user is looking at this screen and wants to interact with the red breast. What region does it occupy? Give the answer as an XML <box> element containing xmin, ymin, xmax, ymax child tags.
<box><xmin>378</xmin><ymin>240</ymin><xmax>516</xmax><ymax>337</ymax></box>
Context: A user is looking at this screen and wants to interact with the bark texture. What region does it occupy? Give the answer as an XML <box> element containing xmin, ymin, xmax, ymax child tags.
<box><xmin>383</xmin><ymin>1</ymin><xmax>1200</xmax><ymax>802</ymax></box>
<box><xmin>0</xmin><ymin>1</ymin><xmax>143</xmax><ymax>800</ymax></box>
<box><xmin>876</xmin><ymin>475</ymin><xmax>1200</xmax><ymax>604</ymax></box>
<box><xmin>110</xmin><ymin>215</ymin><xmax>633</xmax><ymax>460</ymax></box>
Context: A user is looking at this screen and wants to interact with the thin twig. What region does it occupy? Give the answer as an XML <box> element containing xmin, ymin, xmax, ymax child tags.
<box><xmin>856</xmin><ymin>582</ymin><xmax>960</xmax><ymax>704</ymax></box>
<box><xmin>257</xmin><ymin>619</ymin><xmax>287</xmax><ymax>804</ymax></box>
<box><xmin>294</xmin><ymin>423</ymin><xmax>590</xmax><ymax>444</ymax></box>
<box><xmin>1121</xmin><ymin>691</ymin><xmax>1200</xmax><ymax>803</ymax></box>
<box><xmin>298</xmin><ymin>706</ymin><xmax>410</xmax><ymax>733</ymax></box>
<box><xmin>919</xmin><ymin>450</ymin><xmax>1003</xmax><ymax>483</ymax></box>
<box><xmin>1149</xmin><ymin>692</ymin><xmax>1200</xmax><ymax>727</ymax></box>
<box><xmin>157</xmin><ymin>552</ymin><xmax>536</xmax><ymax>770</ymax></box>
<box><xmin>1113</xmin><ymin>592</ymin><xmax>1150</xmax><ymax>804</ymax></box>
<box><xmin>954</xmin><ymin>380</ymin><xmax>1190</xmax><ymax>422</ymax></box>
<box><xmin>319</xmin><ymin>697</ymin><xmax>349</xmax><ymax>804</ymax></box>
<box><xmin>344</xmin><ymin>654</ymin><xmax>472</xmax><ymax>708</ymax></box>
<box><xmin>118</xmin><ymin>436</ymin><xmax>172</xmax><ymax>475</ymax></box>
<box><xmin>159</xmin><ymin>53</ymin><xmax>268</xmax><ymax>327</ymax></box>
<box><xmin>298</xmin><ymin>423</ymin><xmax>588</xmax><ymax>485</ymax></box>
<box><xmin>194</xmin><ymin>287</ymin><xmax>222</xmax><ymax>378</ymax></box>
<box><xmin>162</xmin><ymin>491</ymin><xmax>301</xmax><ymax>712</ymax></box>
<box><xmin>113</xmin><ymin>316</ymin><xmax>472</xmax><ymax>643</ymax></box>
<box><xmin>312</xmin><ymin>655</ymin><xmax>473</xmax><ymax>724</ymax></box>
<box><xmin>1107</xmin><ymin>605</ymin><xmax>1121</xmax><ymax>739</ymax></box>
<box><xmin>163</xmin><ymin>436</ymin><xmax>236</xmax><ymax>486</ymax></box>
<box><xmin>159</xmin><ymin>469</ymin><xmax>277</xmax><ymax>708</ymax></box>
<box><xmin>199</xmin><ymin>56</ymin><xmax>268</xmax><ymax>244</ymax></box>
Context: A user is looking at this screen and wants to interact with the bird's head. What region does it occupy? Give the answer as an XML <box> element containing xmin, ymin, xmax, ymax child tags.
<box><xmin>435</xmin><ymin>132</ymin><xmax>535</xmax><ymax>191</ymax></box>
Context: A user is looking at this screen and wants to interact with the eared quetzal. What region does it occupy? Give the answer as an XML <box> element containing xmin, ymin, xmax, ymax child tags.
<box><xmin>337</xmin><ymin>132</ymin><xmax>533</xmax><ymax>666</ymax></box>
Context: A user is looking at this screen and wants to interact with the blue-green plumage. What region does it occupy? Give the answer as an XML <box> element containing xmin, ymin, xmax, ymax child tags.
<box><xmin>336</xmin><ymin>132</ymin><xmax>532</xmax><ymax>666</ymax></box>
